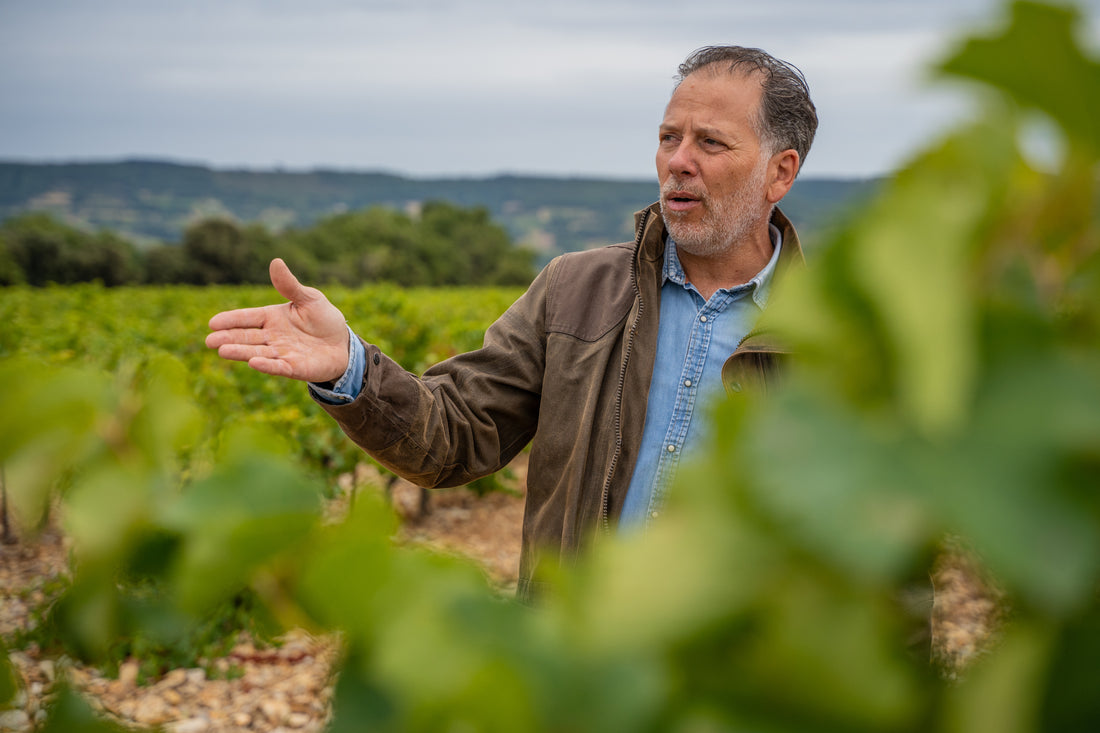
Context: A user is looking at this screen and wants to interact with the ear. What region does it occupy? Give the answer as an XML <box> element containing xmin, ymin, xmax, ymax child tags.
<box><xmin>765</xmin><ymin>149</ymin><xmax>800</xmax><ymax>204</ymax></box>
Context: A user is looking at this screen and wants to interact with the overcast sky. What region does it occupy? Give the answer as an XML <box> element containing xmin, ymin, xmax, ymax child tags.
<box><xmin>2</xmin><ymin>0</ymin><xmax>1097</xmax><ymax>180</ymax></box>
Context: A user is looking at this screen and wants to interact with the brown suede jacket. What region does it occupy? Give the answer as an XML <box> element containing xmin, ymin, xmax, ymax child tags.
<box><xmin>316</xmin><ymin>202</ymin><xmax>804</xmax><ymax>601</ymax></box>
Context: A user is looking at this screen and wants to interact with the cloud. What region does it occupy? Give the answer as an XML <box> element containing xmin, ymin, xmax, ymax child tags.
<box><xmin>1</xmin><ymin>0</ymin><xmax>1097</xmax><ymax>178</ymax></box>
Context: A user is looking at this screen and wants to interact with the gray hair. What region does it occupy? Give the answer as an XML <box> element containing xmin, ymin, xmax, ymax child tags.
<box><xmin>676</xmin><ymin>46</ymin><xmax>818</xmax><ymax>167</ymax></box>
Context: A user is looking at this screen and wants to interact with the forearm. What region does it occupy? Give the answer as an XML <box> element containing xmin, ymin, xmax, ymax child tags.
<box><xmin>313</xmin><ymin>273</ymin><xmax>550</xmax><ymax>487</ymax></box>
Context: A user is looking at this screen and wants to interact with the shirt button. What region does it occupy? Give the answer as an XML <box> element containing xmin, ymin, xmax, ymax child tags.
<box><xmin>684</xmin><ymin>379</ymin><xmax>692</xmax><ymax>387</ymax></box>
<box><xmin>650</xmin><ymin>511</ymin><xmax>660</xmax><ymax>519</ymax></box>
<box><xmin>699</xmin><ymin>315</ymin><xmax>708</xmax><ymax>323</ymax></box>
<box><xmin>667</xmin><ymin>444</ymin><xmax>676</xmax><ymax>453</ymax></box>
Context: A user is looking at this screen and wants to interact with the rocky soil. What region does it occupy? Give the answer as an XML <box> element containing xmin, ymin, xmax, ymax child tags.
<box><xmin>0</xmin><ymin>470</ymin><xmax>525</xmax><ymax>733</ymax></box>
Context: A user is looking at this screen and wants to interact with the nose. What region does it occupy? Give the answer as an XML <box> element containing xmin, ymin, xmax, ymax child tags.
<box><xmin>664</xmin><ymin>139</ymin><xmax>699</xmax><ymax>178</ymax></box>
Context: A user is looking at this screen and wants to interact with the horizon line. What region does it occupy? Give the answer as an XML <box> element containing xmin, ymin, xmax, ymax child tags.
<box><xmin>0</xmin><ymin>155</ymin><xmax>889</xmax><ymax>183</ymax></box>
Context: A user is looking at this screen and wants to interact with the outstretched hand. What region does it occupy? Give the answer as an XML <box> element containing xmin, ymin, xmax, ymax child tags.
<box><xmin>206</xmin><ymin>258</ymin><xmax>350</xmax><ymax>383</ymax></box>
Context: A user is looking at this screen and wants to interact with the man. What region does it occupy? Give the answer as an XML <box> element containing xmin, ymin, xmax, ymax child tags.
<box><xmin>207</xmin><ymin>46</ymin><xmax>817</xmax><ymax>601</ymax></box>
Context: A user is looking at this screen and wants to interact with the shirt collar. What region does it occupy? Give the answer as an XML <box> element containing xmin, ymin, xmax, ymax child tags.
<box><xmin>663</xmin><ymin>223</ymin><xmax>784</xmax><ymax>308</ymax></box>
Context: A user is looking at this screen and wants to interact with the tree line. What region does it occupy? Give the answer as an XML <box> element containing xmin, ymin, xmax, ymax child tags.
<box><xmin>0</xmin><ymin>201</ymin><xmax>536</xmax><ymax>287</ymax></box>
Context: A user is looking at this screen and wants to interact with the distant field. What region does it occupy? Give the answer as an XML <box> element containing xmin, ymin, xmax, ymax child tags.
<box><xmin>0</xmin><ymin>282</ymin><xmax>524</xmax><ymax>480</ymax></box>
<box><xmin>0</xmin><ymin>160</ymin><xmax>879</xmax><ymax>260</ymax></box>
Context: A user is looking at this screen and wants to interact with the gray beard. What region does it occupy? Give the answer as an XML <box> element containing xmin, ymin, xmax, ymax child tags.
<box><xmin>660</xmin><ymin>195</ymin><xmax>762</xmax><ymax>259</ymax></box>
<box><xmin>662</xmin><ymin>205</ymin><xmax>743</xmax><ymax>258</ymax></box>
<box><xmin>659</xmin><ymin>161</ymin><xmax>770</xmax><ymax>258</ymax></box>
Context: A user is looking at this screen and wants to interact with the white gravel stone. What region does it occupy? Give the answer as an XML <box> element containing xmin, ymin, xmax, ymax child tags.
<box><xmin>169</xmin><ymin>717</ymin><xmax>210</xmax><ymax>733</ymax></box>
<box><xmin>0</xmin><ymin>709</ymin><xmax>31</xmax><ymax>730</ymax></box>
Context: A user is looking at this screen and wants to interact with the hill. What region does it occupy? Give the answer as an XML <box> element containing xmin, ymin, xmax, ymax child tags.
<box><xmin>0</xmin><ymin>160</ymin><xmax>879</xmax><ymax>260</ymax></box>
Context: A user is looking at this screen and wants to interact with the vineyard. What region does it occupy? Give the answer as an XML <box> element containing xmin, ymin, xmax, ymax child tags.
<box><xmin>0</xmin><ymin>283</ymin><xmax>527</xmax><ymax>730</ymax></box>
<box><xmin>0</xmin><ymin>283</ymin><xmax>523</xmax><ymax>484</ymax></box>
<box><xmin>2</xmin><ymin>1</ymin><xmax>1100</xmax><ymax>731</ymax></box>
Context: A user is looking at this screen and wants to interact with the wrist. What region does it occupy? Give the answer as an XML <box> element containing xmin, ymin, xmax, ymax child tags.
<box><xmin>308</xmin><ymin>328</ymin><xmax>365</xmax><ymax>404</ymax></box>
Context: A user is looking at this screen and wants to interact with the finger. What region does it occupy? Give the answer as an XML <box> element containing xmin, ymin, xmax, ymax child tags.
<box><xmin>215</xmin><ymin>343</ymin><xmax>266</xmax><ymax>363</ymax></box>
<box><xmin>269</xmin><ymin>258</ymin><xmax>312</xmax><ymax>305</ymax></box>
<box><xmin>247</xmin><ymin>356</ymin><xmax>294</xmax><ymax>379</ymax></box>
<box><xmin>205</xmin><ymin>327</ymin><xmax>271</xmax><ymax>349</ymax></box>
<box><xmin>209</xmin><ymin>306</ymin><xmax>268</xmax><ymax>332</ymax></box>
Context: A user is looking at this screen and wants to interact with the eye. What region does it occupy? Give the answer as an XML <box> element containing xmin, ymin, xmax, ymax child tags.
<box><xmin>702</xmin><ymin>137</ymin><xmax>726</xmax><ymax>150</ymax></box>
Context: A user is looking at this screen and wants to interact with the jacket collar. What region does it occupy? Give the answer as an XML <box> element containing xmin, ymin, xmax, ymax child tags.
<box><xmin>632</xmin><ymin>202</ymin><xmax>805</xmax><ymax>280</ymax></box>
<box><xmin>633</xmin><ymin>202</ymin><xmax>804</xmax><ymax>358</ymax></box>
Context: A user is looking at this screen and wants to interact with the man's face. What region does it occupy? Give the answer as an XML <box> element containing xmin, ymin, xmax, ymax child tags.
<box><xmin>656</xmin><ymin>69</ymin><xmax>777</xmax><ymax>257</ymax></box>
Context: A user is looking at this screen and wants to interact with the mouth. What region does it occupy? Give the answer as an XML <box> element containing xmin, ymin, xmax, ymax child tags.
<box><xmin>663</xmin><ymin>190</ymin><xmax>703</xmax><ymax>213</ymax></box>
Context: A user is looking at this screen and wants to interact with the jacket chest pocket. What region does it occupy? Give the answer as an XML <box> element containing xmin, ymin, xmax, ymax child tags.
<box><xmin>722</xmin><ymin>351</ymin><xmax>783</xmax><ymax>397</ymax></box>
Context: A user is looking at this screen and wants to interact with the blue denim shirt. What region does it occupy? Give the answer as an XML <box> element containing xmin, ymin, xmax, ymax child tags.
<box><xmin>307</xmin><ymin>324</ymin><xmax>366</xmax><ymax>404</ymax></box>
<box><xmin>619</xmin><ymin>227</ymin><xmax>782</xmax><ymax>532</ymax></box>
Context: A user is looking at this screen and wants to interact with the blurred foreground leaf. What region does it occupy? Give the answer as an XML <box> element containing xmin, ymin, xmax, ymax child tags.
<box><xmin>0</xmin><ymin>641</ymin><xmax>16</xmax><ymax>706</ymax></box>
<box><xmin>939</xmin><ymin>0</ymin><xmax>1100</xmax><ymax>152</ymax></box>
<box><xmin>37</xmin><ymin>685</ymin><xmax>142</xmax><ymax>733</ymax></box>
<box><xmin>161</xmin><ymin>449</ymin><xmax>320</xmax><ymax>613</ymax></box>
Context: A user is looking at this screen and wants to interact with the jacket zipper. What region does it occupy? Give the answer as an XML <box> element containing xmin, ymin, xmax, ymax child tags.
<box><xmin>598</xmin><ymin>208</ymin><xmax>651</xmax><ymax>535</ymax></box>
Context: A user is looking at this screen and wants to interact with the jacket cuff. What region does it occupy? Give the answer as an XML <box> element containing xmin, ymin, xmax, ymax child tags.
<box><xmin>308</xmin><ymin>325</ymin><xmax>366</xmax><ymax>404</ymax></box>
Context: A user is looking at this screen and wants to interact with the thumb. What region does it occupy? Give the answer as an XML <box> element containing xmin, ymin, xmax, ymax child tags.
<box><xmin>269</xmin><ymin>258</ymin><xmax>313</xmax><ymax>304</ymax></box>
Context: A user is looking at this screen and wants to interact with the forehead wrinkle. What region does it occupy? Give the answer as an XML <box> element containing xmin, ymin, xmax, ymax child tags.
<box><xmin>706</xmin><ymin>79</ymin><xmax>767</xmax><ymax>148</ymax></box>
<box><xmin>693</xmin><ymin>124</ymin><xmax>730</xmax><ymax>139</ymax></box>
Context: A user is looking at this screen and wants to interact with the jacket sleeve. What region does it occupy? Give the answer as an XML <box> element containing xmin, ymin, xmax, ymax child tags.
<box><xmin>312</xmin><ymin>261</ymin><xmax>553</xmax><ymax>488</ymax></box>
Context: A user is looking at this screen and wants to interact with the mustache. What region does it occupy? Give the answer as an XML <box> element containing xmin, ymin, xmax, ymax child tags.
<box><xmin>660</xmin><ymin>179</ymin><xmax>707</xmax><ymax>200</ymax></box>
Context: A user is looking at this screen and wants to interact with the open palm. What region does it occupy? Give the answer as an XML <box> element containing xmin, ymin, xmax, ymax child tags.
<box><xmin>206</xmin><ymin>258</ymin><xmax>350</xmax><ymax>383</ymax></box>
